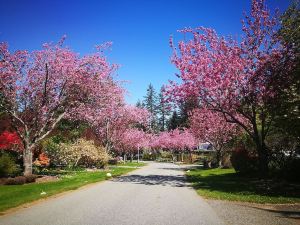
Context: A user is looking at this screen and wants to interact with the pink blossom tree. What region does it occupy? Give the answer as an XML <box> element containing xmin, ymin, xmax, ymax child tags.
<box><xmin>151</xmin><ymin>128</ymin><xmax>196</xmax><ymax>162</ymax></box>
<box><xmin>93</xmin><ymin>104</ymin><xmax>150</xmax><ymax>153</ymax></box>
<box><xmin>115</xmin><ymin>128</ymin><xmax>149</xmax><ymax>162</ymax></box>
<box><xmin>190</xmin><ymin>108</ymin><xmax>239</xmax><ymax>166</ymax></box>
<box><xmin>0</xmin><ymin>38</ymin><xmax>120</xmax><ymax>175</ymax></box>
<box><xmin>167</xmin><ymin>0</ymin><xmax>295</xmax><ymax>173</ymax></box>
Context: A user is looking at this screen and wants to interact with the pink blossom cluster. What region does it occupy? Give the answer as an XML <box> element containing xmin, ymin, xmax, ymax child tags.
<box><xmin>151</xmin><ymin>129</ymin><xmax>196</xmax><ymax>152</ymax></box>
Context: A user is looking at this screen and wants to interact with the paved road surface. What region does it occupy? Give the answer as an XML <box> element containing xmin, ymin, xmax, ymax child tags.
<box><xmin>0</xmin><ymin>162</ymin><xmax>224</xmax><ymax>225</ymax></box>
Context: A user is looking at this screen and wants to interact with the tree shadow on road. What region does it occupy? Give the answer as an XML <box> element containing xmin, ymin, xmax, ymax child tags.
<box><xmin>112</xmin><ymin>174</ymin><xmax>187</xmax><ymax>187</ymax></box>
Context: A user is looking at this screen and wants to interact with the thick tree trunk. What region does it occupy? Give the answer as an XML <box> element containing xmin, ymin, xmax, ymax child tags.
<box><xmin>23</xmin><ymin>147</ymin><xmax>33</xmax><ymax>175</ymax></box>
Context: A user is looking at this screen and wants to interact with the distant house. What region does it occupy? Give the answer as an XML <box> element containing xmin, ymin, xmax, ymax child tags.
<box><xmin>197</xmin><ymin>142</ymin><xmax>214</xmax><ymax>151</ymax></box>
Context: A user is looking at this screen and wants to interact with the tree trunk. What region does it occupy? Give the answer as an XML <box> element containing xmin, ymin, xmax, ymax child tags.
<box><xmin>181</xmin><ymin>152</ymin><xmax>184</xmax><ymax>162</ymax></box>
<box><xmin>130</xmin><ymin>153</ymin><xmax>133</xmax><ymax>162</ymax></box>
<box><xmin>189</xmin><ymin>152</ymin><xmax>193</xmax><ymax>163</ymax></box>
<box><xmin>256</xmin><ymin>142</ymin><xmax>269</xmax><ymax>175</ymax></box>
<box><xmin>216</xmin><ymin>150</ymin><xmax>222</xmax><ymax>168</ymax></box>
<box><xmin>23</xmin><ymin>147</ymin><xmax>33</xmax><ymax>175</ymax></box>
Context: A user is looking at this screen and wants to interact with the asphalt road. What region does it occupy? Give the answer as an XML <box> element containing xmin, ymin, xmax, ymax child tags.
<box><xmin>0</xmin><ymin>162</ymin><xmax>224</xmax><ymax>225</ymax></box>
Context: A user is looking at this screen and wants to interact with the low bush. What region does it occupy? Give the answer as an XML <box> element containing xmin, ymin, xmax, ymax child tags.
<box><xmin>5</xmin><ymin>176</ymin><xmax>26</xmax><ymax>185</ymax></box>
<box><xmin>25</xmin><ymin>174</ymin><xmax>38</xmax><ymax>183</ymax></box>
<box><xmin>230</xmin><ymin>145</ymin><xmax>258</xmax><ymax>174</ymax></box>
<box><xmin>0</xmin><ymin>153</ymin><xmax>20</xmax><ymax>177</ymax></box>
<box><xmin>108</xmin><ymin>159</ymin><xmax>118</xmax><ymax>165</ymax></box>
<box><xmin>58</xmin><ymin>139</ymin><xmax>109</xmax><ymax>168</ymax></box>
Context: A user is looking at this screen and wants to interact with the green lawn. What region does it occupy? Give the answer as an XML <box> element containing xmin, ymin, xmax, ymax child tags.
<box><xmin>186</xmin><ymin>168</ymin><xmax>300</xmax><ymax>204</ymax></box>
<box><xmin>0</xmin><ymin>167</ymin><xmax>136</xmax><ymax>213</ymax></box>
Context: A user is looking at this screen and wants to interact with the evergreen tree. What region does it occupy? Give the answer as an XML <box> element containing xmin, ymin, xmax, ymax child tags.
<box><xmin>178</xmin><ymin>96</ymin><xmax>199</xmax><ymax>128</ymax></box>
<box><xmin>157</xmin><ymin>87</ymin><xmax>171</xmax><ymax>131</ymax></box>
<box><xmin>143</xmin><ymin>84</ymin><xmax>158</xmax><ymax>131</ymax></box>
<box><xmin>167</xmin><ymin>111</ymin><xmax>180</xmax><ymax>130</ymax></box>
<box><xmin>135</xmin><ymin>99</ymin><xmax>144</xmax><ymax>108</ymax></box>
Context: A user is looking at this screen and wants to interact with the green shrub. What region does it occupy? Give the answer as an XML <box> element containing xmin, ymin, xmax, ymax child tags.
<box><xmin>42</xmin><ymin>138</ymin><xmax>61</xmax><ymax>166</ymax></box>
<box><xmin>0</xmin><ymin>153</ymin><xmax>20</xmax><ymax>177</ymax></box>
<box><xmin>108</xmin><ymin>159</ymin><xmax>118</xmax><ymax>165</ymax></box>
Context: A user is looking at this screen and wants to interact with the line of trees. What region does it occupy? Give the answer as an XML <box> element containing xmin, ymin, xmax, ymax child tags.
<box><xmin>136</xmin><ymin>84</ymin><xmax>199</xmax><ymax>132</ymax></box>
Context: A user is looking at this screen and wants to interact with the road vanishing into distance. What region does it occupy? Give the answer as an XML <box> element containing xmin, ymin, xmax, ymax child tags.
<box><xmin>0</xmin><ymin>162</ymin><xmax>224</xmax><ymax>225</ymax></box>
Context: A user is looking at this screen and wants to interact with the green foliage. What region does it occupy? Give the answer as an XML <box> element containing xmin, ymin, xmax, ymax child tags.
<box><xmin>41</xmin><ymin>138</ymin><xmax>61</xmax><ymax>166</ymax></box>
<box><xmin>143</xmin><ymin>83</ymin><xmax>159</xmax><ymax>131</ymax></box>
<box><xmin>0</xmin><ymin>153</ymin><xmax>20</xmax><ymax>177</ymax></box>
<box><xmin>272</xmin><ymin>2</ymin><xmax>300</xmax><ymax>138</ymax></box>
<box><xmin>167</xmin><ymin>111</ymin><xmax>181</xmax><ymax>130</ymax></box>
<box><xmin>157</xmin><ymin>87</ymin><xmax>171</xmax><ymax>131</ymax></box>
<box><xmin>178</xmin><ymin>96</ymin><xmax>199</xmax><ymax>128</ymax></box>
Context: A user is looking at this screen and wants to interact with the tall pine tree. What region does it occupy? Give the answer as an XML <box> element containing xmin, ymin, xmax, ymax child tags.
<box><xmin>143</xmin><ymin>84</ymin><xmax>158</xmax><ymax>131</ymax></box>
<box><xmin>167</xmin><ymin>111</ymin><xmax>180</xmax><ymax>130</ymax></box>
<box><xmin>157</xmin><ymin>87</ymin><xmax>171</xmax><ymax>131</ymax></box>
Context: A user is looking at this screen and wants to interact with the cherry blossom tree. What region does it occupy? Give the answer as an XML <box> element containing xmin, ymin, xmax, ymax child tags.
<box><xmin>115</xmin><ymin>128</ymin><xmax>149</xmax><ymax>162</ymax></box>
<box><xmin>0</xmin><ymin>38</ymin><xmax>120</xmax><ymax>175</ymax></box>
<box><xmin>93</xmin><ymin>104</ymin><xmax>150</xmax><ymax>153</ymax></box>
<box><xmin>190</xmin><ymin>108</ymin><xmax>239</xmax><ymax>166</ymax></box>
<box><xmin>167</xmin><ymin>0</ymin><xmax>295</xmax><ymax>173</ymax></box>
<box><xmin>151</xmin><ymin>128</ymin><xmax>196</xmax><ymax>162</ymax></box>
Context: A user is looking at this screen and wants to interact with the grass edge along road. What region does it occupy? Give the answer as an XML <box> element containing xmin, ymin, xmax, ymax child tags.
<box><xmin>0</xmin><ymin>165</ymin><xmax>144</xmax><ymax>213</ymax></box>
<box><xmin>186</xmin><ymin>168</ymin><xmax>300</xmax><ymax>204</ymax></box>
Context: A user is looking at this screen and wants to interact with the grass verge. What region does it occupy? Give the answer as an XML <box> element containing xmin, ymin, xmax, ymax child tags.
<box><xmin>0</xmin><ymin>167</ymin><xmax>136</xmax><ymax>213</ymax></box>
<box><xmin>186</xmin><ymin>168</ymin><xmax>300</xmax><ymax>204</ymax></box>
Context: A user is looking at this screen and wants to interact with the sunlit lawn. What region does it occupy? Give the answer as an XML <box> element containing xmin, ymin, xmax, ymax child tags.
<box><xmin>186</xmin><ymin>168</ymin><xmax>300</xmax><ymax>204</ymax></box>
<box><xmin>0</xmin><ymin>167</ymin><xmax>136</xmax><ymax>213</ymax></box>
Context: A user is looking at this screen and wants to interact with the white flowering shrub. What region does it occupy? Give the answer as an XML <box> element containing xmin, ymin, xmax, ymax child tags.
<box><xmin>58</xmin><ymin>139</ymin><xmax>109</xmax><ymax>168</ymax></box>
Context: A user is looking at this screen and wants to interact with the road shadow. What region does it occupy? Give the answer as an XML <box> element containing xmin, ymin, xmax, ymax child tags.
<box><xmin>113</xmin><ymin>174</ymin><xmax>187</xmax><ymax>187</ymax></box>
<box><xmin>159</xmin><ymin>165</ymin><xmax>202</xmax><ymax>172</ymax></box>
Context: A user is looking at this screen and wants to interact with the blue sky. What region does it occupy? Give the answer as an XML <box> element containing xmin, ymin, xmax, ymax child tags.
<box><xmin>0</xmin><ymin>0</ymin><xmax>291</xmax><ymax>104</ymax></box>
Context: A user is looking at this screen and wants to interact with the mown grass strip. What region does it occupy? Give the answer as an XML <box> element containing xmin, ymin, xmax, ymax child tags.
<box><xmin>0</xmin><ymin>167</ymin><xmax>136</xmax><ymax>212</ymax></box>
<box><xmin>186</xmin><ymin>168</ymin><xmax>300</xmax><ymax>204</ymax></box>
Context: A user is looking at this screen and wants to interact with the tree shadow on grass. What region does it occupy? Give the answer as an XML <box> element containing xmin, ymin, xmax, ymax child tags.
<box><xmin>247</xmin><ymin>206</ymin><xmax>300</xmax><ymax>220</ymax></box>
<box><xmin>187</xmin><ymin>170</ymin><xmax>300</xmax><ymax>199</ymax></box>
<box><xmin>113</xmin><ymin>174</ymin><xmax>187</xmax><ymax>187</ymax></box>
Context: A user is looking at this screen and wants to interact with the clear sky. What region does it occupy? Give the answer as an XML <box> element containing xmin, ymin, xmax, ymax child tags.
<box><xmin>0</xmin><ymin>0</ymin><xmax>291</xmax><ymax>104</ymax></box>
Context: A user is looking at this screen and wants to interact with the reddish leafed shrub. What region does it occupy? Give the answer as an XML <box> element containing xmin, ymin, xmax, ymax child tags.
<box><xmin>0</xmin><ymin>131</ymin><xmax>23</xmax><ymax>151</ymax></box>
<box><xmin>5</xmin><ymin>176</ymin><xmax>26</xmax><ymax>185</ymax></box>
<box><xmin>33</xmin><ymin>153</ymin><xmax>50</xmax><ymax>167</ymax></box>
<box><xmin>25</xmin><ymin>174</ymin><xmax>38</xmax><ymax>183</ymax></box>
<box><xmin>231</xmin><ymin>145</ymin><xmax>258</xmax><ymax>174</ymax></box>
